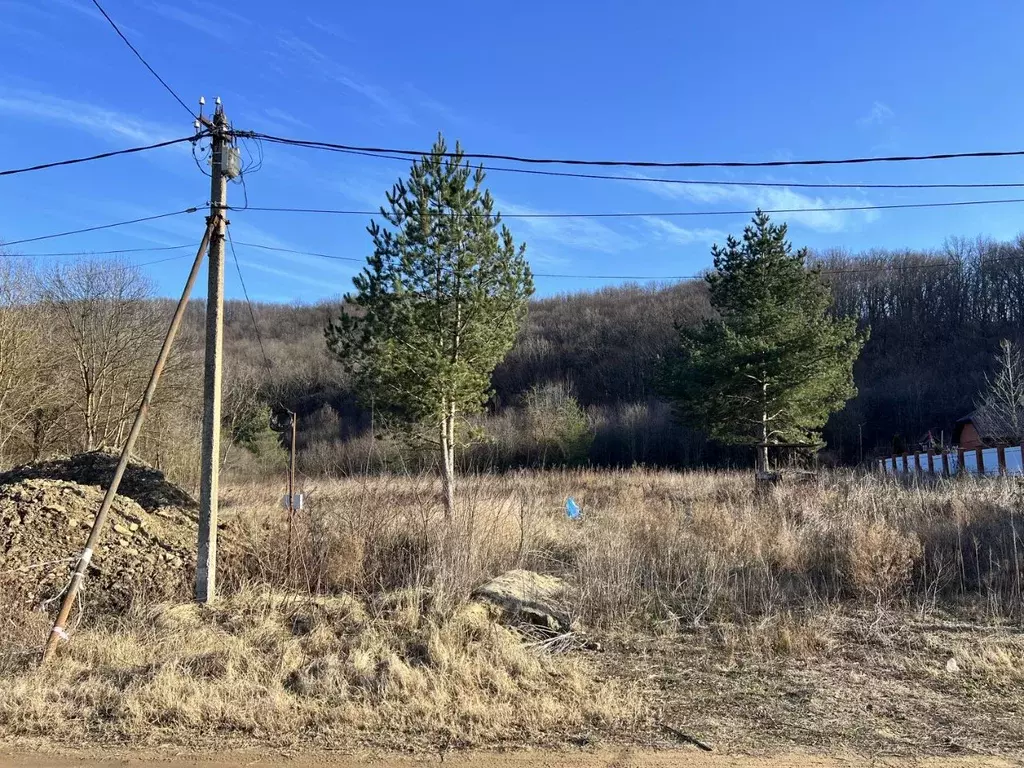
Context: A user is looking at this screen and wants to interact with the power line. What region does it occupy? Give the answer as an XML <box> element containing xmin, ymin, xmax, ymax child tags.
<box><xmin>232</xmin><ymin>240</ymin><xmax>362</xmax><ymax>262</ymax></box>
<box><xmin>231</xmin><ymin>240</ymin><xmax>1024</xmax><ymax>281</ymax></box>
<box><xmin>88</xmin><ymin>0</ymin><xmax>196</xmax><ymax>120</ymax></box>
<box><xmin>228</xmin><ymin>196</ymin><xmax>1024</xmax><ymax>220</ymax></box>
<box><xmin>135</xmin><ymin>253</ymin><xmax>194</xmax><ymax>267</ymax></box>
<box><xmin>8</xmin><ymin>244</ymin><xmax>194</xmax><ymax>258</ymax></box>
<box><xmin>1</xmin><ymin>208</ymin><xmax>199</xmax><ymax>247</ymax></box>
<box><xmin>291</xmin><ymin>145</ymin><xmax>1024</xmax><ymax>192</ymax></box>
<box><xmin>0</xmin><ymin>137</ymin><xmax>199</xmax><ymax>178</ymax></box>
<box><xmin>226</xmin><ymin>227</ymin><xmax>272</xmax><ymax>370</ymax></box>
<box><xmin>246</xmin><ymin>132</ymin><xmax>1024</xmax><ymax>169</ymax></box>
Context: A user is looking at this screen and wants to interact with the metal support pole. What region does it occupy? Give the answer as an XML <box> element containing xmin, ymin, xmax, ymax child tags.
<box><xmin>286</xmin><ymin>411</ymin><xmax>297</xmax><ymax>582</ymax></box>
<box><xmin>41</xmin><ymin>220</ymin><xmax>215</xmax><ymax>664</ymax></box>
<box><xmin>196</xmin><ymin>104</ymin><xmax>229</xmax><ymax>603</ymax></box>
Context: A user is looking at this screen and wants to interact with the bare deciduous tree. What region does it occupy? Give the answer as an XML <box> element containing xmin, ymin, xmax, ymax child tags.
<box><xmin>974</xmin><ymin>339</ymin><xmax>1024</xmax><ymax>443</ymax></box>
<box><xmin>38</xmin><ymin>260</ymin><xmax>169</xmax><ymax>452</ymax></box>
<box><xmin>0</xmin><ymin>260</ymin><xmax>63</xmax><ymax>461</ymax></box>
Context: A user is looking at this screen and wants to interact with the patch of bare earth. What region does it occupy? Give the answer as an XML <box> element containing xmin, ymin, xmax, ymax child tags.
<box><xmin>593</xmin><ymin>613</ymin><xmax>1024</xmax><ymax>759</ymax></box>
<box><xmin>0</xmin><ymin>747</ymin><xmax>1018</xmax><ymax>768</ymax></box>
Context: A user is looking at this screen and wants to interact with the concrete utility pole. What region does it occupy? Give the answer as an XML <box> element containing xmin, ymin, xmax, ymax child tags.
<box><xmin>196</xmin><ymin>99</ymin><xmax>229</xmax><ymax>603</ymax></box>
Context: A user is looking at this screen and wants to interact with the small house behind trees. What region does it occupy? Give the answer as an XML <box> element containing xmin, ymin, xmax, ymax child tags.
<box><xmin>950</xmin><ymin>410</ymin><xmax>1024</xmax><ymax>451</ymax></box>
<box><xmin>879</xmin><ymin>340</ymin><xmax>1024</xmax><ymax>477</ymax></box>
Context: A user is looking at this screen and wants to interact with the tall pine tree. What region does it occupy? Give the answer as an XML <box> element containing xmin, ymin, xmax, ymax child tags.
<box><xmin>662</xmin><ymin>211</ymin><xmax>866</xmax><ymax>471</ymax></box>
<box><xmin>326</xmin><ymin>135</ymin><xmax>533</xmax><ymax>517</ymax></box>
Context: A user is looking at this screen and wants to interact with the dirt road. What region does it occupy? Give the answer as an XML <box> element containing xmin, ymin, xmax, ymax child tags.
<box><xmin>1</xmin><ymin>751</ymin><xmax>1018</xmax><ymax>768</ymax></box>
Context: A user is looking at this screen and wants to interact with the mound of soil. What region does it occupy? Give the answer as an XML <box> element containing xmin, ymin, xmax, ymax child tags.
<box><xmin>0</xmin><ymin>451</ymin><xmax>197</xmax><ymax>514</ymax></box>
<box><xmin>0</xmin><ymin>478</ymin><xmax>197</xmax><ymax>613</ymax></box>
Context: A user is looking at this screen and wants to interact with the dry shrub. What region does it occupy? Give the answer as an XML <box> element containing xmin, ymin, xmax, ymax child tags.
<box><xmin>0</xmin><ymin>589</ymin><xmax>640</xmax><ymax>747</ymax></box>
<box><xmin>218</xmin><ymin>470</ymin><xmax>1024</xmax><ymax>626</ymax></box>
<box><xmin>715</xmin><ymin>610</ymin><xmax>839</xmax><ymax>660</ymax></box>
<box><xmin>846</xmin><ymin>518</ymin><xmax>923</xmax><ymax>605</ymax></box>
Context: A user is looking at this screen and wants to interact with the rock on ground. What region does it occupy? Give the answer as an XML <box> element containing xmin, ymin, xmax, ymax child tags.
<box><xmin>471</xmin><ymin>569</ymin><xmax>574</xmax><ymax>634</ymax></box>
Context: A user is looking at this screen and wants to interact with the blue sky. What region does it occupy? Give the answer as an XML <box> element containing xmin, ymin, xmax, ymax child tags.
<box><xmin>2</xmin><ymin>0</ymin><xmax>1024</xmax><ymax>302</ymax></box>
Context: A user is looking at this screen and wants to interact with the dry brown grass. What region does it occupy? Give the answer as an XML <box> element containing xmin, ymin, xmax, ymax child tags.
<box><xmin>0</xmin><ymin>588</ymin><xmax>640</xmax><ymax>749</ymax></box>
<box><xmin>4</xmin><ymin>469</ymin><xmax>1024</xmax><ymax>755</ymax></box>
<box><xmin>220</xmin><ymin>469</ymin><xmax>1024</xmax><ymax>625</ymax></box>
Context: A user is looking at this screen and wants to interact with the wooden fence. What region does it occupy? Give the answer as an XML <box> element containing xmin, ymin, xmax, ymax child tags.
<box><xmin>878</xmin><ymin>445</ymin><xmax>1024</xmax><ymax>477</ymax></box>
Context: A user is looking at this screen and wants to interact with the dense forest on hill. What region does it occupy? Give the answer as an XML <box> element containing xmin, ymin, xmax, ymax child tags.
<box><xmin>218</xmin><ymin>234</ymin><xmax>1024</xmax><ymax>472</ymax></box>
<box><xmin>3</xmin><ymin>234</ymin><xmax>1017</xmax><ymax>481</ymax></box>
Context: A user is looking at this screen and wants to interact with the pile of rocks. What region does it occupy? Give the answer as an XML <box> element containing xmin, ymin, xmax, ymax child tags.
<box><xmin>0</xmin><ymin>450</ymin><xmax>197</xmax><ymax>513</ymax></box>
<box><xmin>0</xmin><ymin>454</ymin><xmax>197</xmax><ymax>614</ymax></box>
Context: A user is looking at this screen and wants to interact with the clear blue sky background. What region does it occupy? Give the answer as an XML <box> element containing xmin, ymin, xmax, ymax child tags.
<box><xmin>1</xmin><ymin>0</ymin><xmax>1023</xmax><ymax>302</ymax></box>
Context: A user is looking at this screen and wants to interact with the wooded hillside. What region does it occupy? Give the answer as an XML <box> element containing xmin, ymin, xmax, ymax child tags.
<box><xmin>222</xmin><ymin>234</ymin><xmax>1024</xmax><ymax>470</ymax></box>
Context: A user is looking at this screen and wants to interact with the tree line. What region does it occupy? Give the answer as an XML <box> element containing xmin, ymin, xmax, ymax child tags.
<box><xmin>4</xmin><ymin>145</ymin><xmax>1024</xmax><ymax>487</ymax></box>
<box><xmin>0</xmin><ymin>260</ymin><xmax>201</xmax><ymax>483</ymax></box>
<box><xmin>219</xmin><ymin>234</ymin><xmax>1024</xmax><ymax>474</ymax></box>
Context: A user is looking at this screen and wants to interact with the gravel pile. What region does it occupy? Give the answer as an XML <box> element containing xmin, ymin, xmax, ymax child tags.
<box><xmin>0</xmin><ymin>450</ymin><xmax>197</xmax><ymax>513</ymax></box>
<box><xmin>0</xmin><ymin>454</ymin><xmax>197</xmax><ymax>613</ymax></box>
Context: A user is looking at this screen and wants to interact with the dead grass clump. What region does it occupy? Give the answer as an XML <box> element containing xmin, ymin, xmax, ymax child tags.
<box><xmin>950</xmin><ymin>640</ymin><xmax>1024</xmax><ymax>687</ymax></box>
<box><xmin>218</xmin><ymin>470</ymin><xmax>1024</xmax><ymax>628</ymax></box>
<box><xmin>715</xmin><ymin>610</ymin><xmax>840</xmax><ymax>660</ymax></box>
<box><xmin>0</xmin><ymin>589</ymin><xmax>641</xmax><ymax>748</ymax></box>
<box><xmin>846</xmin><ymin>518</ymin><xmax>923</xmax><ymax>605</ymax></box>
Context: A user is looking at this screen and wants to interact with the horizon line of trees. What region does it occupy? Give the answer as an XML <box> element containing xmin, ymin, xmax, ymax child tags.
<box><xmin>3</xmin><ymin>227</ymin><xmax>1024</xmax><ymax>485</ymax></box>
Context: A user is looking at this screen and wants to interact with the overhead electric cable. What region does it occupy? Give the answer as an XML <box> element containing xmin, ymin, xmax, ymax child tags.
<box><xmin>0</xmin><ymin>137</ymin><xmax>199</xmax><ymax>178</ymax></box>
<box><xmin>7</xmin><ymin>244</ymin><xmax>194</xmax><ymax>258</ymax></box>
<box><xmin>89</xmin><ymin>0</ymin><xmax>197</xmax><ymax>119</ymax></box>
<box><xmin>232</xmin><ymin>240</ymin><xmax>363</xmax><ymax>262</ymax></box>
<box><xmin>226</xmin><ymin>228</ymin><xmax>273</xmax><ymax>369</ymax></box>
<box><xmin>230</xmin><ymin>241</ymin><xmax>1024</xmax><ymax>281</ymax></box>
<box><xmin>244</xmin><ymin>132</ymin><xmax>1024</xmax><ymax>169</ymax></box>
<box><xmin>286</xmin><ymin>145</ymin><xmax>1024</xmax><ymax>192</ymax></box>
<box><xmin>228</xmin><ymin>197</ymin><xmax>1024</xmax><ymax>220</ymax></box>
<box><xmin>135</xmin><ymin>253</ymin><xmax>195</xmax><ymax>267</ymax></box>
<box><xmin>1</xmin><ymin>208</ymin><xmax>199</xmax><ymax>247</ymax></box>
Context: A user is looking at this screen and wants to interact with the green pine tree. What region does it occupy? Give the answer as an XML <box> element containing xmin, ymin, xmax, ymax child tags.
<box><xmin>326</xmin><ymin>135</ymin><xmax>533</xmax><ymax>517</ymax></box>
<box><xmin>661</xmin><ymin>211</ymin><xmax>866</xmax><ymax>472</ymax></box>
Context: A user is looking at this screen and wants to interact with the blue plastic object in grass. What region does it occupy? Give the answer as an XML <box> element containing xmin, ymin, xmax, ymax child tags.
<box><xmin>566</xmin><ymin>497</ymin><xmax>581</xmax><ymax>520</ymax></box>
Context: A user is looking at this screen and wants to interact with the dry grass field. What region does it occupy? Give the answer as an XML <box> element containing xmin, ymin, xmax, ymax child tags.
<box><xmin>2</xmin><ymin>469</ymin><xmax>1023</xmax><ymax>758</ymax></box>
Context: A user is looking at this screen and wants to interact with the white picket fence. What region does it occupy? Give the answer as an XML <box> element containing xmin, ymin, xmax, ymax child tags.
<box><xmin>878</xmin><ymin>445</ymin><xmax>1024</xmax><ymax>476</ymax></box>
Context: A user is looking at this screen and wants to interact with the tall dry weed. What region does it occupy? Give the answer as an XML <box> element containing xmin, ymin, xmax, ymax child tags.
<box><xmin>215</xmin><ymin>470</ymin><xmax>1024</xmax><ymax>624</ymax></box>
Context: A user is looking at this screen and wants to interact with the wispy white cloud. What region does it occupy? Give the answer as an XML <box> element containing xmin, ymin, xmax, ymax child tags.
<box><xmin>144</xmin><ymin>1</ymin><xmax>252</xmax><ymax>40</ymax></box>
<box><xmin>336</xmin><ymin>174</ymin><xmax>391</xmax><ymax>211</ymax></box>
<box><xmin>276</xmin><ymin>35</ymin><xmax>414</xmax><ymax>125</ymax></box>
<box><xmin>145</xmin><ymin>2</ymin><xmax>220</xmax><ymax>38</ymax></box>
<box><xmin>858</xmin><ymin>101</ymin><xmax>895</xmax><ymax>127</ymax></box>
<box><xmin>494</xmin><ymin>199</ymin><xmax>639</xmax><ymax>254</ymax></box>
<box><xmin>261</xmin><ymin>107</ymin><xmax>310</xmax><ymax>131</ymax></box>
<box><xmin>0</xmin><ymin>18</ymin><xmax>47</xmax><ymax>44</ymax></box>
<box><xmin>403</xmin><ymin>84</ymin><xmax>468</xmax><ymax>128</ymax></box>
<box><xmin>633</xmin><ymin>176</ymin><xmax>878</xmax><ymax>233</ymax></box>
<box><xmin>305</xmin><ymin>16</ymin><xmax>351</xmax><ymax>41</ymax></box>
<box><xmin>0</xmin><ymin>87</ymin><xmax>180</xmax><ymax>144</ymax></box>
<box><xmin>49</xmin><ymin>0</ymin><xmax>109</xmax><ymax>24</ymax></box>
<box><xmin>640</xmin><ymin>218</ymin><xmax>727</xmax><ymax>247</ymax></box>
<box><xmin>236</xmin><ymin>258</ymin><xmax>351</xmax><ymax>291</ymax></box>
<box><xmin>4</xmin><ymin>0</ymin><xmax>141</xmax><ymax>43</ymax></box>
<box><xmin>228</xmin><ymin>220</ymin><xmax>360</xmax><ymax>284</ymax></box>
